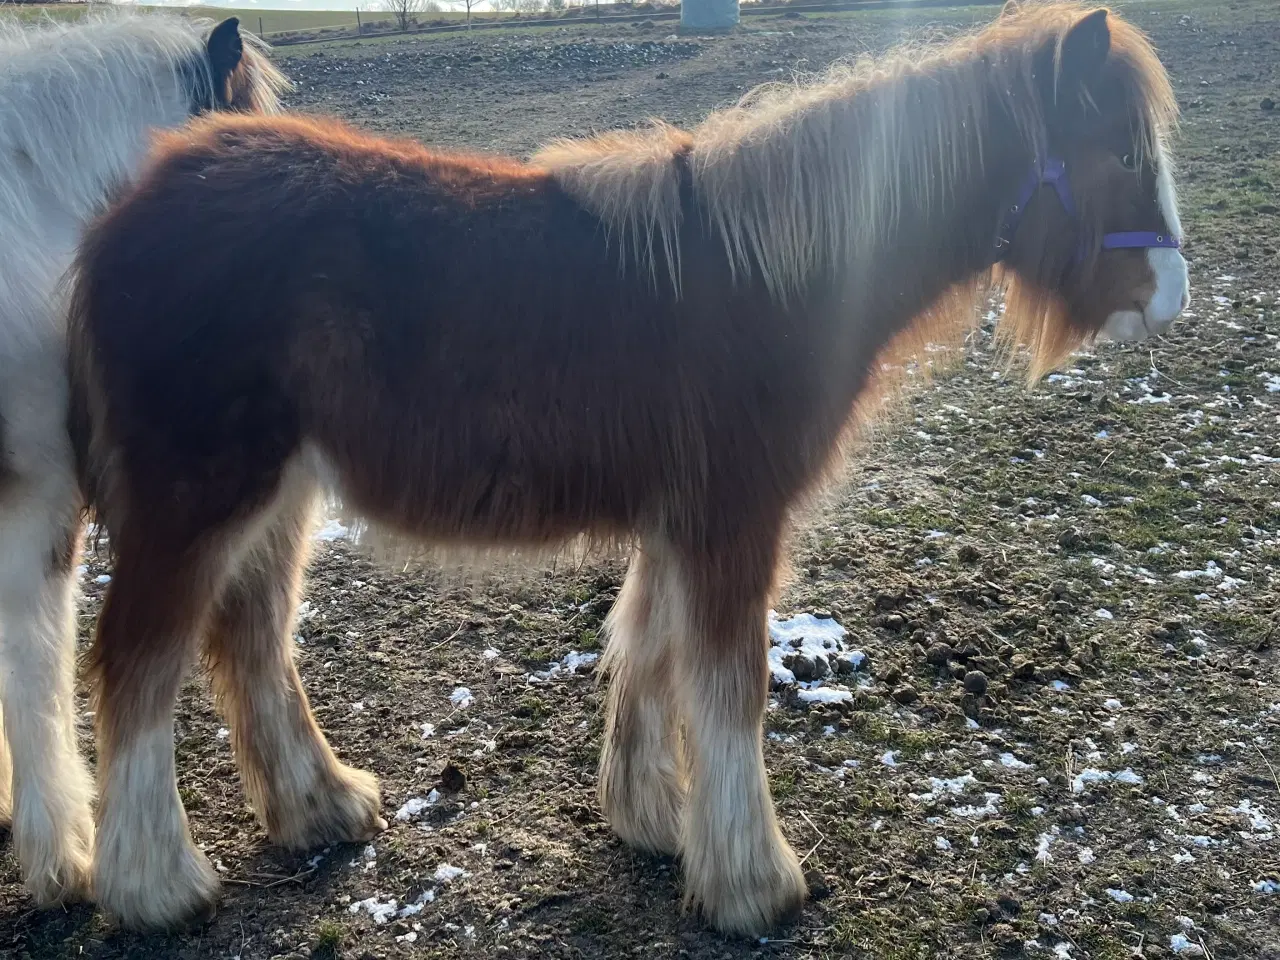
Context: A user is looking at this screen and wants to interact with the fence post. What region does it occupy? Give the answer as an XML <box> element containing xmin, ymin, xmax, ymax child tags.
<box><xmin>356</xmin><ymin>8</ymin><xmax>363</xmax><ymax>33</ymax></box>
<box><xmin>258</xmin><ymin>15</ymin><xmax>264</xmax><ymax>36</ymax></box>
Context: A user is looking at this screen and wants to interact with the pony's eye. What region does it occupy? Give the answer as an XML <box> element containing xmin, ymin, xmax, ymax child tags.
<box><xmin>1121</xmin><ymin>153</ymin><xmax>1139</xmax><ymax>171</ymax></box>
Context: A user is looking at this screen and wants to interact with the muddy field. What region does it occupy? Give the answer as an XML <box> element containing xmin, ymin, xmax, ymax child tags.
<box><xmin>4</xmin><ymin>1</ymin><xmax>1280</xmax><ymax>958</ymax></box>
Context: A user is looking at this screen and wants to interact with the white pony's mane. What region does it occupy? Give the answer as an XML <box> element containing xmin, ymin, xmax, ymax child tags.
<box><xmin>0</xmin><ymin>11</ymin><xmax>282</xmax><ymax>234</ymax></box>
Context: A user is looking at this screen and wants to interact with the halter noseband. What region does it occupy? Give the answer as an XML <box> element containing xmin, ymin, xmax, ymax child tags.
<box><xmin>992</xmin><ymin>156</ymin><xmax>1180</xmax><ymax>264</ymax></box>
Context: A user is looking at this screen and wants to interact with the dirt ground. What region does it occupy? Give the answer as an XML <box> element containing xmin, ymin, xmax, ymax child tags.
<box><xmin>4</xmin><ymin>1</ymin><xmax>1280</xmax><ymax>958</ymax></box>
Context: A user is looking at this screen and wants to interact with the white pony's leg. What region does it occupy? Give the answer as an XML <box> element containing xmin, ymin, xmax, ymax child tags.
<box><xmin>0</xmin><ymin>711</ymin><xmax>13</xmax><ymax>824</ymax></box>
<box><xmin>0</xmin><ymin>466</ymin><xmax>94</xmax><ymax>905</ymax></box>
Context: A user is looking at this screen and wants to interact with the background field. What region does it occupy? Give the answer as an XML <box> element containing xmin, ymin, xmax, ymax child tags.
<box><xmin>0</xmin><ymin>0</ymin><xmax>994</xmax><ymax>43</ymax></box>
<box><xmin>2</xmin><ymin>0</ymin><xmax>1280</xmax><ymax>958</ymax></box>
<box><xmin>1</xmin><ymin>3</ymin><xmax>518</xmax><ymax>35</ymax></box>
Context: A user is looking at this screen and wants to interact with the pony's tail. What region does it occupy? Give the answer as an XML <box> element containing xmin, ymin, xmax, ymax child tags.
<box><xmin>64</xmin><ymin>260</ymin><xmax>115</xmax><ymax>550</ymax></box>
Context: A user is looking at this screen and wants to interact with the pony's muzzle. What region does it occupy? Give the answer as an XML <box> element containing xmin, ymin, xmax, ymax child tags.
<box><xmin>1101</xmin><ymin>246</ymin><xmax>1189</xmax><ymax>341</ymax></box>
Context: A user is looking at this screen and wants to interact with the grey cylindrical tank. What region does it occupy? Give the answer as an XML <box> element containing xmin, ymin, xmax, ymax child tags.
<box><xmin>680</xmin><ymin>0</ymin><xmax>740</xmax><ymax>30</ymax></box>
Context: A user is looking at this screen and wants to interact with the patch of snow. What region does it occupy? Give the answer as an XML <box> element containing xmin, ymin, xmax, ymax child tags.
<box><xmin>349</xmin><ymin>895</ymin><xmax>398</xmax><ymax>923</ymax></box>
<box><xmin>766</xmin><ymin>612</ymin><xmax>864</xmax><ymax>696</ymax></box>
<box><xmin>999</xmin><ymin>753</ymin><xmax>1032</xmax><ymax>770</ymax></box>
<box><xmin>880</xmin><ymin>751</ymin><xmax>898</xmax><ymax>767</ymax></box>
<box><xmin>1230</xmin><ymin>800</ymin><xmax>1272</xmax><ymax>833</ymax></box>
<box><xmin>1072</xmin><ymin>767</ymin><xmax>1143</xmax><ymax>793</ymax></box>
<box><xmin>911</xmin><ymin>774</ymin><xmax>976</xmax><ymax>802</ymax></box>
<box><xmin>950</xmin><ymin>793</ymin><xmax>1001</xmax><ymax>819</ymax></box>
<box><xmin>529</xmin><ymin>650</ymin><xmax>599</xmax><ymax>682</ymax></box>
<box><xmin>1106</xmin><ymin>888</ymin><xmax>1134</xmax><ymax>903</ymax></box>
<box><xmin>315</xmin><ymin>517</ymin><xmax>350</xmax><ymax>541</ymax></box>
<box><xmin>1174</xmin><ymin>561</ymin><xmax>1223</xmax><ymax>581</ymax></box>
<box><xmin>935</xmin><ymin>836</ymin><xmax>952</xmax><ymax>851</ymax></box>
<box><xmin>397</xmin><ymin>890</ymin><xmax>435</xmax><ymax>917</ymax></box>
<box><xmin>1252</xmin><ymin>879</ymin><xmax>1279</xmax><ymax>894</ymax></box>
<box><xmin>1094</xmin><ymin>608</ymin><xmax>1114</xmax><ymax>621</ymax></box>
<box><xmin>450</xmin><ymin>687</ymin><xmax>473</xmax><ymax>708</ymax></box>
<box><xmin>1035</xmin><ymin>832</ymin><xmax>1054</xmax><ymax>862</ymax></box>
<box><xmin>797</xmin><ymin>686</ymin><xmax>853</xmax><ymax>704</ymax></box>
<box><xmin>395</xmin><ymin>790</ymin><xmax>441</xmax><ymax>822</ymax></box>
<box><xmin>433</xmin><ymin>863</ymin><xmax>467</xmax><ymax>884</ymax></box>
<box><xmin>1169</xmin><ymin>934</ymin><xmax>1205</xmax><ymax>956</ymax></box>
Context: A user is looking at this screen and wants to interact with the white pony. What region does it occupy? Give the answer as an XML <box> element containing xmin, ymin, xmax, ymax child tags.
<box><xmin>0</xmin><ymin>11</ymin><xmax>287</xmax><ymax>905</ymax></box>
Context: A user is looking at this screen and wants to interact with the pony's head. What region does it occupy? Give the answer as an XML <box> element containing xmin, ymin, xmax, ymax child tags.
<box><xmin>186</xmin><ymin>17</ymin><xmax>290</xmax><ymax>116</ymax></box>
<box><xmin>991</xmin><ymin>3</ymin><xmax>1187</xmax><ymax>375</ymax></box>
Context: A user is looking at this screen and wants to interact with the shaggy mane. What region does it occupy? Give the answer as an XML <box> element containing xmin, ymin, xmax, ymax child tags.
<box><xmin>0</xmin><ymin>11</ymin><xmax>288</xmax><ymax>231</ymax></box>
<box><xmin>535</xmin><ymin>1</ymin><xmax>1177</xmax><ymax>377</ymax></box>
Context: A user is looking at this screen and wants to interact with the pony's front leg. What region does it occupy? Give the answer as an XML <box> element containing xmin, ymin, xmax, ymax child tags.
<box><xmin>0</xmin><ymin>475</ymin><xmax>94</xmax><ymax>906</ymax></box>
<box><xmin>671</xmin><ymin>535</ymin><xmax>807</xmax><ymax>937</ymax></box>
<box><xmin>598</xmin><ymin>544</ymin><xmax>686</xmax><ymax>856</ymax></box>
<box><xmin>90</xmin><ymin>535</ymin><xmax>224</xmax><ymax>931</ymax></box>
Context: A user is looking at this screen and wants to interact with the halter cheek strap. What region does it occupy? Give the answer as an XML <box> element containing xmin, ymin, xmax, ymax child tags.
<box><xmin>993</xmin><ymin>156</ymin><xmax>1180</xmax><ymax>264</ymax></box>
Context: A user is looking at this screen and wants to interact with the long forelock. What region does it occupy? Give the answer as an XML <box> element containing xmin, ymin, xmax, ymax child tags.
<box><xmin>229</xmin><ymin>27</ymin><xmax>291</xmax><ymax>114</ymax></box>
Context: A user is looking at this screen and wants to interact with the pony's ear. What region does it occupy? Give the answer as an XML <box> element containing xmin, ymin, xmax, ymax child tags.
<box><xmin>1000</xmin><ymin>0</ymin><xmax>1020</xmax><ymax>18</ymax></box>
<box><xmin>206</xmin><ymin>17</ymin><xmax>244</xmax><ymax>103</ymax></box>
<box><xmin>1057</xmin><ymin>9</ymin><xmax>1111</xmax><ymax>97</ymax></box>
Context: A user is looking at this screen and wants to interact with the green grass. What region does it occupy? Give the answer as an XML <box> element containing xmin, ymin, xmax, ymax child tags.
<box><xmin>313</xmin><ymin>920</ymin><xmax>344</xmax><ymax>959</ymax></box>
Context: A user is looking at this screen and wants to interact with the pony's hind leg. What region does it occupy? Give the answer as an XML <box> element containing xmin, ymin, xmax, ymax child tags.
<box><xmin>90</xmin><ymin>528</ymin><xmax>228</xmax><ymax>930</ymax></box>
<box><xmin>670</xmin><ymin>531</ymin><xmax>807</xmax><ymax>937</ymax></box>
<box><xmin>599</xmin><ymin>544</ymin><xmax>686</xmax><ymax>855</ymax></box>
<box><xmin>0</xmin><ymin>477</ymin><xmax>94</xmax><ymax>906</ymax></box>
<box><xmin>204</xmin><ymin>479</ymin><xmax>384</xmax><ymax>851</ymax></box>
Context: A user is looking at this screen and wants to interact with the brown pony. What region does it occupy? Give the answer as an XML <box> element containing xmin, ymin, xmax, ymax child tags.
<box><xmin>66</xmin><ymin>2</ymin><xmax>1186</xmax><ymax>935</ymax></box>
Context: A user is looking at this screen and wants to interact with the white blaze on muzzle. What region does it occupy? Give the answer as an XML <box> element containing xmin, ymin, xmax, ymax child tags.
<box><xmin>1101</xmin><ymin>154</ymin><xmax>1190</xmax><ymax>341</ymax></box>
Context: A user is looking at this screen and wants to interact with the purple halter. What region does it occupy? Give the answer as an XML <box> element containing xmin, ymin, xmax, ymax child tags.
<box><xmin>992</xmin><ymin>157</ymin><xmax>1180</xmax><ymax>264</ymax></box>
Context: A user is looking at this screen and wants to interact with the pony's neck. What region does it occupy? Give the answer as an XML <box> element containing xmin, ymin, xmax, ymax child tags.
<box><xmin>697</xmin><ymin>52</ymin><xmax>1033</xmax><ymax>316</ymax></box>
<box><xmin>830</xmin><ymin>65</ymin><xmax>1032</xmax><ymax>335</ymax></box>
